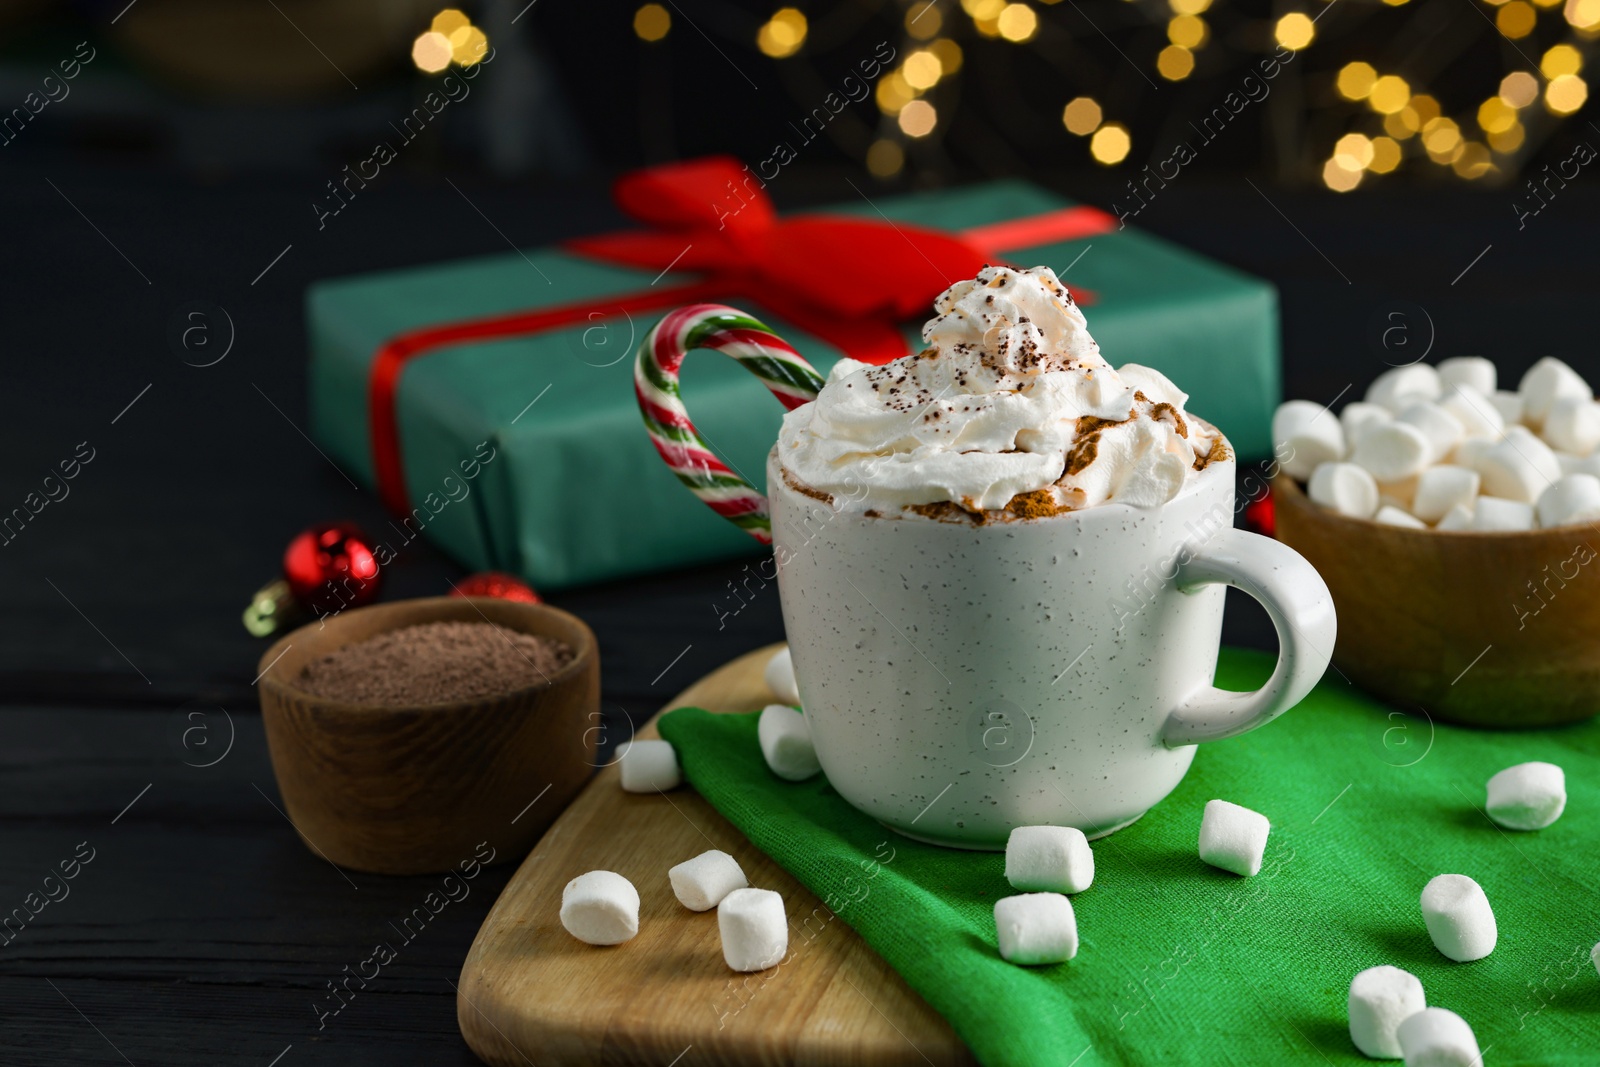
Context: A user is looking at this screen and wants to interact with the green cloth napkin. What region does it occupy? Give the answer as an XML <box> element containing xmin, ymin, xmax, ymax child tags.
<box><xmin>658</xmin><ymin>648</ymin><xmax>1600</xmax><ymax>1067</ymax></box>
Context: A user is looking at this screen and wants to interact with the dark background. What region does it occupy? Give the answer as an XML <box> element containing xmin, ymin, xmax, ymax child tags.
<box><xmin>1</xmin><ymin>1</ymin><xmax>1598</xmax><ymax>1063</ymax></box>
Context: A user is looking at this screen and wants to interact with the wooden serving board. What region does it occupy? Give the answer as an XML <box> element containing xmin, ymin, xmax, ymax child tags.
<box><xmin>457</xmin><ymin>644</ymin><xmax>975</xmax><ymax>1067</ymax></box>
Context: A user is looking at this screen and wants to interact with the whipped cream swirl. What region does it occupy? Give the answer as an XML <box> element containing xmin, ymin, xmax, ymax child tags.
<box><xmin>776</xmin><ymin>265</ymin><xmax>1216</xmax><ymax>514</ymax></box>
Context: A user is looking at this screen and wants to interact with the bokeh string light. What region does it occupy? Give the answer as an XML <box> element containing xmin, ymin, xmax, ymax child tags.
<box><xmin>1273</xmin><ymin>12</ymin><xmax>1315</xmax><ymax>51</ymax></box>
<box><xmin>1090</xmin><ymin>123</ymin><xmax>1131</xmax><ymax>165</ymax></box>
<box><xmin>611</xmin><ymin>0</ymin><xmax>1600</xmax><ymax>190</ymax></box>
<box><xmin>633</xmin><ymin>4</ymin><xmax>670</xmax><ymax>42</ymax></box>
<box><xmin>1158</xmin><ymin>44</ymin><xmax>1195</xmax><ymax>81</ymax></box>
<box><xmin>1315</xmin><ymin>0</ymin><xmax>1599</xmax><ymax>188</ymax></box>
<box><xmin>899</xmin><ymin>98</ymin><xmax>939</xmax><ymax>136</ymax></box>
<box><xmin>1061</xmin><ymin>96</ymin><xmax>1102</xmax><ymax>136</ymax></box>
<box><xmin>996</xmin><ymin>3</ymin><xmax>1039</xmax><ymax>42</ymax></box>
<box><xmin>756</xmin><ymin>8</ymin><xmax>808</xmax><ymax>58</ymax></box>
<box><xmin>412</xmin><ymin>8</ymin><xmax>488</xmax><ymax>73</ymax></box>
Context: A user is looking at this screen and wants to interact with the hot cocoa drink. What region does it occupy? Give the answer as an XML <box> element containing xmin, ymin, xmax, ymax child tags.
<box><xmin>639</xmin><ymin>266</ymin><xmax>1335</xmax><ymax>847</ymax></box>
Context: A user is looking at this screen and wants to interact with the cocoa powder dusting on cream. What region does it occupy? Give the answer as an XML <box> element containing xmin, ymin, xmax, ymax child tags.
<box><xmin>1075</xmin><ymin>414</ymin><xmax>1126</xmax><ymax>436</ymax></box>
<box><xmin>910</xmin><ymin>500</ymin><xmax>989</xmax><ymax>525</ymax></box>
<box><xmin>781</xmin><ymin>466</ymin><xmax>835</xmax><ymax>505</ymax></box>
<box><xmin>908</xmin><ymin>489</ymin><xmax>1075</xmax><ymax>524</ymax></box>
<box><xmin>1194</xmin><ymin>434</ymin><xmax>1230</xmax><ymax>471</ymax></box>
<box><xmin>1150</xmin><ymin>402</ymin><xmax>1188</xmax><ymax>438</ymax></box>
<box><xmin>1062</xmin><ymin>431</ymin><xmax>1101</xmax><ymax>476</ymax></box>
<box><xmin>1006</xmin><ymin>489</ymin><xmax>1067</xmax><ymax>520</ymax></box>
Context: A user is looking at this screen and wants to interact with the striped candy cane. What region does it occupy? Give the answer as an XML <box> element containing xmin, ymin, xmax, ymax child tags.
<box><xmin>635</xmin><ymin>304</ymin><xmax>825</xmax><ymax>544</ymax></box>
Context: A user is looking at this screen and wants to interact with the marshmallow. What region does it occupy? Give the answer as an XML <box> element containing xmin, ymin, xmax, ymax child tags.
<box><xmin>1520</xmin><ymin>355</ymin><xmax>1592</xmax><ymax>427</ymax></box>
<box><xmin>1411</xmin><ymin>466</ymin><xmax>1480</xmax><ymax>524</ymax></box>
<box><xmin>1508</xmin><ymin>422</ymin><xmax>1557</xmax><ymax>449</ymax></box>
<box><xmin>1309</xmin><ymin>462</ymin><xmax>1379</xmax><ymax>519</ymax></box>
<box><xmin>1472</xmin><ymin>496</ymin><xmax>1535</xmax><ymax>532</ymax></box>
<box><xmin>757</xmin><ymin>703</ymin><xmax>822</xmax><ymax>781</ymax></box>
<box><xmin>764</xmin><ymin>646</ymin><xmax>801</xmax><ymax>705</ymax></box>
<box><xmin>1352</xmin><ymin>421</ymin><xmax>1432</xmax><ymax>482</ymax></box>
<box><xmin>1378</xmin><ymin>496</ymin><xmax>1412</xmax><ymax>515</ymax></box>
<box><xmin>1438</xmin><ymin>384</ymin><xmax>1504</xmax><ymax>440</ymax></box>
<box><xmin>1569</xmin><ymin>452</ymin><xmax>1600</xmax><ymax>479</ymax></box>
<box><xmin>1485</xmin><ymin>761</ymin><xmax>1566</xmax><ymax>830</ymax></box>
<box><xmin>718</xmin><ymin>887</ymin><xmax>788</xmax><ymax>971</ymax></box>
<box><xmin>1557</xmin><ymin>452</ymin><xmax>1586</xmax><ymax>476</ymax></box>
<box><xmin>1420</xmin><ymin>874</ymin><xmax>1497</xmax><ymax>962</ymax></box>
<box><xmin>1536</xmin><ymin>473</ymin><xmax>1600</xmax><ymax>529</ymax></box>
<box><xmin>1342</xmin><ymin>402</ymin><xmax>1394</xmax><ymax>446</ymax></box>
<box><xmin>1198</xmin><ymin>798</ymin><xmax>1271</xmax><ymax>877</ymax></box>
<box><xmin>1366</xmin><ymin>364</ymin><xmax>1442</xmax><ymax>413</ymax></box>
<box><xmin>1396</xmin><ymin>1008</ymin><xmax>1481</xmax><ymax>1067</ymax></box>
<box><xmin>1436</xmin><ymin>503</ymin><xmax>1475</xmax><ymax>532</ymax></box>
<box><xmin>669</xmin><ymin>849</ymin><xmax>749</xmax><ymax>911</ymax></box>
<box><xmin>1378</xmin><ymin>474</ymin><xmax>1420</xmax><ymax>510</ymax></box>
<box><xmin>619</xmin><ymin>740</ymin><xmax>681</xmax><ymax>793</ymax></box>
<box><xmin>1450</xmin><ymin>436</ymin><xmax>1495</xmax><ymax>471</ymax></box>
<box><xmin>1490</xmin><ymin>389</ymin><xmax>1525</xmax><ymax>427</ymax></box>
<box><xmin>1376</xmin><ymin>505</ymin><xmax>1427</xmax><ymax>529</ymax></box>
<box><xmin>1005</xmin><ymin>825</ymin><xmax>1095</xmax><ymax>894</ymax></box>
<box><xmin>560</xmin><ymin>870</ymin><xmax>640</xmax><ymax>946</ymax></box>
<box><xmin>1348</xmin><ymin>965</ymin><xmax>1427</xmax><ymax>1059</ymax></box>
<box><xmin>1542</xmin><ymin>397</ymin><xmax>1600</xmax><ymax>455</ymax></box>
<box><xmin>1397</xmin><ymin>401</ymin><xmax>1464</xmax><ymax>464</ymax></box>
<box><xmin>1273</xmin><ymin>401</ymin><xmax>1346</xmax><ymax>480</ymax></box>
<box><xmin>993</xmin><ymin>892</ymin><xmax>1079</xmax><ymax>965</ymax></box>
<box><xmin>1437</xmin><ymin>356</ymin><xmax>1497</xmax><ymax>396</ymax></box>
<box><xmin>1477</xmin><ymin>431</ymin><xmax>1560</xmax><ymax>503</ymax></box>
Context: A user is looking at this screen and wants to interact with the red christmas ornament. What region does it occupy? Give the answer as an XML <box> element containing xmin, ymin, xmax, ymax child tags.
<box><xmin>1244</xmin><ymin>487</ymin><xmax>1276</xmax><ymax>538</ymax></box>
<box><xmin>283</xmin><ymin>523</ymin><xmax>382</xmax><ymax>607</ymax></box>
<box><xmin>452</xmin><ymin>571</ymin><xmax>542</xmax><ymax>604</ymax></box>
<box><xmin>243</xmin><ymin>522</ymin><xmax>383</xmax><ymax>636</ymax></box>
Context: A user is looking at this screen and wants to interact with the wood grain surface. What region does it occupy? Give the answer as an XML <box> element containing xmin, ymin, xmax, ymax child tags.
<box><xmin>456</xmin><ymin>643</ymin><xmax>975</xmax><ymax>1067</ymax></box>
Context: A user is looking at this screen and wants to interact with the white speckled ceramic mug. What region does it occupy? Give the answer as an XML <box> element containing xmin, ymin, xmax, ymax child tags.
<box><xmin>767</xmin><ymin>440</ymin><xmax>1336</xmax><ymax>849</ymax></box>
<box><xmin>633</xmin><ymin>303</ymin><xmax>1336</xmax><ymax>850</ymax></box>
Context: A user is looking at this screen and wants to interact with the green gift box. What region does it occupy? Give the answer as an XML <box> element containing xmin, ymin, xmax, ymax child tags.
<box><xmin>307</xmin><ymin>164</ymin><xmax>1279</xmax><ymax>590</ymax></box>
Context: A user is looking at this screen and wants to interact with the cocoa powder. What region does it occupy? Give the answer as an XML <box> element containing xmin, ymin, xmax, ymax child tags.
<box><xmin>781</xmin><ymin>464</ymin><xmax>836</xmax><ymax>505</ymax></box>
<box><xmin>1005</xmin><ymin>488</ymin><xmax>1063</xmax><ymax>520</ymax></box>
<box><xmin>910</xmin><ymin>500</ymin><xmax>988</xmax><ymax>524</ymax></box>
<box><xmin>296</xmin><ymin>621</ymin><xmax>575</xmax><ymax>705</ymax></box>
<box><xmin>1061</xmin><ymin>431</ymin><xmax>1102</xmax><ymax>476</ymax></box>
<box><xmin>1194</xmin><ymin>434</ymin><xmax>1231</xmax><ymax>471</ymax></box>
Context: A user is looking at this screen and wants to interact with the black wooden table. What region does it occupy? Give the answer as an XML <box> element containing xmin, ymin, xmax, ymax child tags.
<box><xmin>1</xmin><ymin>157</ymin><xmax>1594</xmax><ymax>1064</ymax></box>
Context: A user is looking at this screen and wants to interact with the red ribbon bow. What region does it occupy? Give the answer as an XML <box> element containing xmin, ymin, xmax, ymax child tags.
<box><xmin>368</xmin><ymin>156</ymin><xmax>1116</xmax><ymax>515</ymax></box>
<box><xmin>567</xmin><ymin>156</ymin><xmax>990</xmax><ymax>365</ymax></box>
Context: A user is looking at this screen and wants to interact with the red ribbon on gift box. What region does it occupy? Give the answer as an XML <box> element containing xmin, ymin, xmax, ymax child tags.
<box><xmin>368</xmin><ymin>157</ymin><xmax>1115</xmax><ymax>515</ymax></box>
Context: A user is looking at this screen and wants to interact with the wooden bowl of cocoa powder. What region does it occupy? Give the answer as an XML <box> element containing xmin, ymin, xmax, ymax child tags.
<box><xmin>256</xmin><ymin>596</ymin><xmax>598</xmax><ymax>875</ymax></box>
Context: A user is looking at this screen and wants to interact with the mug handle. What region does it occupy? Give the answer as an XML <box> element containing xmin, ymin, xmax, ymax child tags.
<box><xmin>1160</xmin><ymin>527</ymin><xmax>1337</xmax><ymax>747</ymax></box>
<box><xmin>635</xmin><ymin>303</ymin><xmax>824</xmax><ymax>545</ymax></box>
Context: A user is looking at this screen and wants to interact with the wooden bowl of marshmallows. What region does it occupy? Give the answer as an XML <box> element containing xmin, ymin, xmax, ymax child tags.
<box><xmin>1272</xmin><ymin>355</ymin><xmax>1600</xmax><ymax>728</ymax></box>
